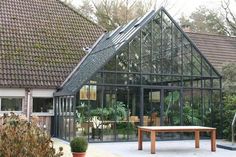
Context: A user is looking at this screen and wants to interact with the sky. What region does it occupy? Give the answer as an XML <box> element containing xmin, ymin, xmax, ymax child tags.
<box><xmin>69</xmin><ymin>0</ymin><xmax>236</xmax><ymax>19</ymax></box>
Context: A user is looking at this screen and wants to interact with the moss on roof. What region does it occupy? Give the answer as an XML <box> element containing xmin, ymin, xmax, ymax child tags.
<box><xmin>0</xmin><ymin>0</ymin><xmax>104</xmax><ymax>88</ymax></box>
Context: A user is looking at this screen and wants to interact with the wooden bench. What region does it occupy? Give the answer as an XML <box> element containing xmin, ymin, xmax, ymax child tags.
<box><xmin>138</xmin><ymin>126</ymin><xmax>216</xmax><ymax>154</ymax></box>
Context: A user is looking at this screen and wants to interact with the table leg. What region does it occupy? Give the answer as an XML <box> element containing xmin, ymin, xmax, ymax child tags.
<box><xmin>211</xmin><ymin>130</ymin><xmax>216</xmax><ymax>152</ymax></box>
<box><xmin>138</xmin><ymin>128</ymin><xmax>143</xmax><ymax>150</ymax></box>
<box><xmin>151</xmin><ymin>131</ymin><xmax>156</xmax><ymax>154</ymax></box>
<box><xmin>195</xmin><ymin>130</ymin><xmax>200</xmax><ymax>148</ymax></box>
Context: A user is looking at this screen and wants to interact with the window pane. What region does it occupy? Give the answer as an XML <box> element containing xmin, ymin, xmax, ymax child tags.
<box><xmin>1</xmin><ymin>98</ymin><xmax>22</xmax><ymax>111</ymax></box>
<box><xmin>183</xmin><ymin>77</ymin><xmax>191</xmax><ymax>87</ymax></box>
<box><xmin>116</xmin><ymin>73</ymin><xmax>128</xmax><ymax>85</ymax></box>
<box><xmin>33</xmin><ymin>98</ymin><xmax>53</xmax><ymax>112</ymax></box>
<box><xmin>142</xmin><ymin>75</ymin><xmax>152</xmax><ymax>85</ymax></box>
<box><xmin>192</xmin><ymin>49</ymin><xmax>201</xmax><ymax>76</ymax></box>
<box><xmin>117</xmin><ymin>47</ymin><xmax>129</xmax><ymax>72</ymax></box>
<box><xmin>171</xmin><ymin>26</ymin><xmax>182</xmax><ymax>75</ymax></box>
<box><xmin>129</xmin><ymin>35</ymin><xmax>141</xmax><ymax>72</ymax></box>
<box><xmin>128</xmin><ymin>74</ymin><xmax>141</xmax><ymax>85</ymax></box>
<box><xmin>104</xmin><ymin>57</ymin><xmax>116</xmax><ymax>71</ymax></box>
<box><xmin>213</xmin><ymin>79</ymin><xmax>220</xmax><ymax>88</ymax></box>
<box><xmin>182</xmin><ymin>37</ymin><xmax>192</xmax><ymax>76</ymax></box>
<box><xmin>202</xmin><ymin>59</ymin><xmax>211</xmax><ymax>76</ymax></box>
<box><xmin>141</xmin><ymin>23</ymin><xmax>152</xmax><ymax>73</ymax></box>
<box><xmin>104</xmin><ymin>72</ymin><xmax>116</xmax><ymax>84</ymax></box>
<box><xmin>192</xmin><ymin>89</ymin><xmax>202</xmax><ymax>125</ymax></box>
<box><xmin>152</xmin><ymin>16</ymin><xmax>161</xmax><ymax>74</ymax></box>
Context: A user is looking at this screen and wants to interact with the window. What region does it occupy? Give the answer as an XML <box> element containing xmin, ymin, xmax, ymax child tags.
<box><xmin>33</xmin><ymin>98</ymin><xmax>53</xmax><ymax>113</ymax></box>
<box><xmin>0</xmin><ymin>98</ymin><xmax>23</xmax><ymax>111</ymax></box>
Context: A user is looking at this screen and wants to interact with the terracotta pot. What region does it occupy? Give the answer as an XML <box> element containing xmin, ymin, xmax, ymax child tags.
<box><xmin>72</xmin><ymin>152</ymin><xmax>86</xmax><ymax>157</ymax></box>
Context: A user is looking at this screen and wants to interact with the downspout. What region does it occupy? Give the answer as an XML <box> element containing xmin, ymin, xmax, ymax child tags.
<box><xmin>27</xmin><ymin>90</ymin><xmax>31</xmax><ymax>121</ymax></box>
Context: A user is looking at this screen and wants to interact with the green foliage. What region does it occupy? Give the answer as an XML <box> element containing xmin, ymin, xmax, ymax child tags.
<box><xmin>170</xmin><ymin>102</ymin><xmax>201</xmax><ymax>126</ymax></box>
<box><xmin>164</xmin><ymin>91</ymin><xmax>180</xmax><ymax>118</ymax></box>
<box><xmin>221</xmin><ymin>62</ymin><xmax>236</xmax><ymax>140</ymax></box>
<box><xmin>114</xmin><ymin>101</ymin><xmax>127</xmax><ymax>121</ymax></box>
<box><xmin>182</xmin><ymin>104</ymin><xmax>201</xmax><ymax>125</ymax></box>
<box><xmin>76</xmin><ymin>106</ymin><xmax>87</xmax><ymax>125</ymax></box>
<box><xmin>179</xmin><ymin>6</ymin><xmax>229</xmax><ymax>35</ymax></box>
<box><xmin>222</xmin><ymin>63</ymin><xmax>236</xmax><ymax>94</ymax></box>
<box><xmin>70</xmin><ymin>137</ymin><xmax>88</xmax><ymax>153</ymax></box>
<box><xmin>222</xmin><ymin>94</ymin><xmax>236</xmax><ymax>140</ymax></box>
<box><xmin>90</xmin><ymin>107</ymin><xmax>108</xmax><ymax>119</ymax></box>
<box><xmin>164</xmin><ymin>92</ymin><xmax>201</xmax><ymax>126</ymax></box>
<box><xmin>90</xmin><ymin>101</ymin><xmax>127</xmax><ymax>121</ymax></box>
<box><xmin>116</xmin><ymin>122</ymin><xmax>136</xmax><ymax>134</ymax></box>
<box><xmin>0</xmin><ymin>113</ymin><xmax>63</xmax><ymax>157</ymax></box>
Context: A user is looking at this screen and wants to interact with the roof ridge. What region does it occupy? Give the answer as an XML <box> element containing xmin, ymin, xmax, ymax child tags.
<box><xmin>186</xmin><ymin>31</ymin><xmax>236</xmax><ymax>39</ymax></box>
<box><xmin>56</xmin><ymin>0</ymin><xmax>106</xmax><ymax>32</ymax></box>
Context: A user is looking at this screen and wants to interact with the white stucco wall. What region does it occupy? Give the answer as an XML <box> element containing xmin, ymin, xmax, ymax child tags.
<box><xmin>31</xmin><ymin>89</ymin><xmax>56</xmax><ymax>97</ymax></box>
<box><xmin>0</xmin><ymin>88</ymin><xmax>56</xmax><ymax>98</ymax></box>
<box><xmin>0</xmin><ymin>88</ymin><xmax>25</xmax><ymax>97</ymax></box>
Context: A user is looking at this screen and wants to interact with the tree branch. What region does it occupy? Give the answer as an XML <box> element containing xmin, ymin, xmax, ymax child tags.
<box><xmin>221</xmin><ymin>0</ymin><xmax>236</xmax><ymax>34</ymax></box>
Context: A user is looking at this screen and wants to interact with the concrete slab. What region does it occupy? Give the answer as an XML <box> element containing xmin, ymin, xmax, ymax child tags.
<box><xmin>52</xmin><ymin>138</ymin><xmax>118</xmax><ymax>157</ymax></box>
<box><xmin>217</xmin><ymin>140</ymin><xmax>236</xmax><ymax>150</ymax></box>
<box><xmin>53</xmin><ymin>138</ymin><xmax>236</xmax><ymax>157</ymax></box>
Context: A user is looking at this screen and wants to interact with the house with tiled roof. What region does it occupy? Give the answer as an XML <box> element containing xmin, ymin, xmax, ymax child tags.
<box><xmin>0</xmin><ymin>0</ymin><xmax>235</xmax><ymax>140</ymax></box>
<box><xmin>187</xmin><ymin>32</ymin><xmax>236</xmax><ymax>71</ymax></box>
<box><xmin>0</xmin><ymin>0</ymin><xmax>104</xmax><ymax>133</ymax></box>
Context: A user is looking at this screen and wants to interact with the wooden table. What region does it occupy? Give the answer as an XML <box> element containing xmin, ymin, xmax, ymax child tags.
<box><xmin>138</xmin><ymin>126</ymin><xmax>216</xmax><ymax>154</ymax></box>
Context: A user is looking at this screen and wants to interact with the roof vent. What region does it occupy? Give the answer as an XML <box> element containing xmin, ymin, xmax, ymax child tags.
<box><xmin>83</xmin><ymin>47</ymin><xmax>91</xmax><ymax>53</ymax></box>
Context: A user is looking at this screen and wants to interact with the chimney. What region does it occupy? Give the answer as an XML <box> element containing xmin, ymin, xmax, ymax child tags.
<box><xmin>181</xmin><ymin>24</ymin><xmax>191</xmax><ymax>32</ymax></box>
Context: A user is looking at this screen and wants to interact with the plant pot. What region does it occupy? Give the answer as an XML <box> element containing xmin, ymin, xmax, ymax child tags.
<box><xmin>72</xmin><ymin>152</ymin><xmax>86</xmax><ymax>157</ymax></box>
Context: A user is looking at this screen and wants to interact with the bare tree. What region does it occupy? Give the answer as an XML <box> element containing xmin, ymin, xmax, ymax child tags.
<box><xmin>74</xmin><ymin>0</ymin><xmax>170</xmax><ymax>30</ymax></box>
<box><xmin>61</xmin><ymin>0</ymin><xmax>171</xmax><ymax>31</ymax></box>
<box><xmin>91</xmin><ymin>0</ymin><xmax>156</xmax><ymax>30</ymax></box>
<box><xmin>222</xmin><ymin>0</ymin><xmax>236</xmax><ymax>35</ymax></box>
<box><xmin>77</xmin><ymin>0</ymin><xmax>94</xmax><ymax>20</ymax></box>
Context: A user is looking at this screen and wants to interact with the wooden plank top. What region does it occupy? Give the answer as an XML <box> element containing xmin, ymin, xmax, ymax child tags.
<box><xmin>138</xmin><ymin>126</ymin><xmax>216</xmax><ymax>131</ymax></box>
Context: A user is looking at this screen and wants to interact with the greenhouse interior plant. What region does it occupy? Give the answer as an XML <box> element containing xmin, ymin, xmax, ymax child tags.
<box><xmin>70</xmin><ymin>137</ymin><xmax>88</xmax><ymax>157</ymax></box>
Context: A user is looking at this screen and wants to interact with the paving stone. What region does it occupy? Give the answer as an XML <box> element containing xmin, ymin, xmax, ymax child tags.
<box><xmin>53</xmin><ymin>138</ymin><xmax>236</xmax><ymax>157</ymax></box>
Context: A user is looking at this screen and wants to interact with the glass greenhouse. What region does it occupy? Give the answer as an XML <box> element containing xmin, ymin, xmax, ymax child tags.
<box><xmin>53</xmin><ymin>8</ymin><xmax>222</xmax><ymax>142</ymax></box>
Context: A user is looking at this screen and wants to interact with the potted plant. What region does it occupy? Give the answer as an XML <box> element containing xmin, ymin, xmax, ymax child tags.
<box><xmin>70</xmin><ymin>137</ymin><xmax>88</xmax><ymax>157</ymax></box>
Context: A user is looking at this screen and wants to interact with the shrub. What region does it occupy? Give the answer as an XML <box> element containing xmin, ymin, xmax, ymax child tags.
<box><xmin>0</xmin><ymin>113</ymin><xmax>63</xmax><ymax>157</ymax></box>
<box><xmin>70</xmin><ymin>137</ymin><xmax>88</xmax><ymax>152</ymax></box>
<box><xmin>222</xmin><ymin>63</ymin><xmax>236</xmax><ymax>140</ymax></box>
<box><xmin>222</xmin><ymin>94</ymin><xmax>236</xmax><ymax>140</ymax></box>
<box><xmin>222</xmin><ymin>63</ymin><xmax>236</xmax><ymax>94</ymax></box>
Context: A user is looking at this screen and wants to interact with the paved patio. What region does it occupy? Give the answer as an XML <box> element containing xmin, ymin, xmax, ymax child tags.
<box><xmin>53</xmin><ymin>138</ymin><xmax>236</xmax><ymax>157</ymax></box>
